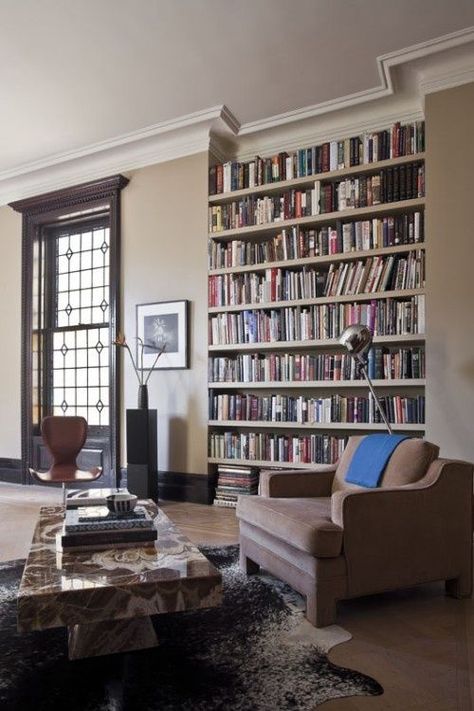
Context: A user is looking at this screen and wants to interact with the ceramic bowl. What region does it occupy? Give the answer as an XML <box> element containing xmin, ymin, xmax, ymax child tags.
<box><xmin>106</xmin><ymin>492</ymin><xmax>138</xmax><ymax>515</ymax></box>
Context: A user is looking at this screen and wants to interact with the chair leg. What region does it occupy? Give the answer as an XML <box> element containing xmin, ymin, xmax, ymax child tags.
<box><xmin>306</xmin><ymin>585</ymin><xmax>337</xmax><ymax>628</ymax></box>
<box><xmin>239</xmin><ymin>546</ymin><xmax>260</xmax><ymax>575</ymax></box>
<box><xmin>62</xmin><ymin>482</ymin><xmax>67</xmax><ymax>510</ymax></box>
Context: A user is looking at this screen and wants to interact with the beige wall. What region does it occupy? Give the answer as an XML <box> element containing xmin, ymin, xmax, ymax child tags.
<box><xmin>121</xmin><ymin>152</ymin><xmax>209</xmax><ymax>473</ymax></box>
<box><xmin>425</xmin><ymin>83</ymin><xmax>474</xmax><ymax>463</ymax></box>
<box><xmin>0</xmin><ymin>152</ymin><xmax>209</xmax><ymax>475</ymax></box>
<box><xmin>0</xmin><ymin>206</ymin><xmax>22</xmax><ymax>458</ymax></box>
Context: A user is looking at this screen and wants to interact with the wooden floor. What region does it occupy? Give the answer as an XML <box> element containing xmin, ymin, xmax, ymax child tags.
<box><xmin>1</xmin><ymin>482</ymin><xmax>472</xmax><ymax>710</ymax></box>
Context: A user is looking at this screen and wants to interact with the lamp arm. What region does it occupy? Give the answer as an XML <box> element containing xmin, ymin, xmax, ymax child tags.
<box><xmin>356</xmin><ymin>355</ymin><xmax>393</xmax><ymax>435</ymax></box>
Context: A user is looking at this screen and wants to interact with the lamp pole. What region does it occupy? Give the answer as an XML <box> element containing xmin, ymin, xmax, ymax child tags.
<box><xmin>355</xmin><ymin>354</ymin><xmax>393</xmax><ymax>435</ymax></box>
<box><xmin>339</xmin><ymin>324</ymin><xmax>393</xmax><ymax>435</ymax></box>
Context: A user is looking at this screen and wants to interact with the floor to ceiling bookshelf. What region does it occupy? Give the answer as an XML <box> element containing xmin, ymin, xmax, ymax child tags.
<box><xmin>208</xmin><ymin>122</ymin><xmax>426</xmax><ymax>480</ymax></box>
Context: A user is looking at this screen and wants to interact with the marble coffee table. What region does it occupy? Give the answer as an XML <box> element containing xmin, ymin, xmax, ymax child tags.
<box><xmin>17</xmin><ymin>502</ymin><xmax>222</xmax><ymax>660</ymax></box>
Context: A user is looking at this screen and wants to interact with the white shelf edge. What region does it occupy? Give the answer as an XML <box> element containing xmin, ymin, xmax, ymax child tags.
<box><xmin>208</xmin><ymin>379</ymin><xmax>426</xmax><ymax>389</ymax></box>
<box><xmin>208</xmin><ymin>288</ymin><xmax>425</xmax><ymax>314</ymax></box>
<box><xmin>208</xmin><ymin>334</ymin><xmax>426</xmax><ymax>352</ymax></box>
<box><xmin>209</xmin><ymin>198</ymin><xmax>426</xmax><ymax>241</ymax></box>
<box><xmin>209</xmin><ymin>421</ymin><xmax>425</xmax><ymax>431</ymax></box>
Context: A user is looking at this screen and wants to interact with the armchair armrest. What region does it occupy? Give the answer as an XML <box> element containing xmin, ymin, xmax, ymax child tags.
<box><xmin>330</xmin><ymin>459</ymin><xmax>473</xmax><ymax>597</ymax></box>
<box><xmin>260</xmin><ymin>465</ymin><xmax>336</xmax><ymax>498</ymax></box>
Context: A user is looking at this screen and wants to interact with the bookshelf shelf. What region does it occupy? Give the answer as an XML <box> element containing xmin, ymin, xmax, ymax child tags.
<box><xmin>208</xmin><ymin>379</ymin><xmax>426</xmax><ymax>389</ymax></box>
<box><xmin>208</xmin><ymin>420</ymin><xmax>425</xmax><ymax>431</ymax></box>
<box><xmin>208</xmin><ymin>121</ymin><xmax>426</xmax><ymax>478</ymax></box>
<box><xmin>209</xmin><ymin>198</ymin><xmax>425</xmax><ymax>241</ymax></box>
<box><xmin>209</xmin><ymin>458</ymin><xmax>336</xmax><ymax>470</ymax></box>
<box><xmin>209</xmin><ymin>242</ymin><xmax>425</xmax><ymax>276</ymax></box>
<box><xmin>208</xmin><ymin>333</ymin><xmax>425</xmax><ymax>352</ymax></box>
<box><xmin>209</xmin><ymin>152</ymin><xmax>425</xmax><ymax>204</ymax></box>
<box><xmin>209</xmin><ymin>287</ymin><xmax>425</xmax><ymax>314</ymax></box>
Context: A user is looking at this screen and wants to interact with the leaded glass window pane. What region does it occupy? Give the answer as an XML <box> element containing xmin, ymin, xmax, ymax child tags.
<box><xmin>49</xmin><ymin>222</ymin><xmax>110</xmax><ymax>426</ymax></box>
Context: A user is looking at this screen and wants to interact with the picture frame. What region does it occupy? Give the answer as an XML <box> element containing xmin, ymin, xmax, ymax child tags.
<box><xmin>136</xmin><ymin>300</ymin><xmax>189</xmax><ymax>370</ymax></box>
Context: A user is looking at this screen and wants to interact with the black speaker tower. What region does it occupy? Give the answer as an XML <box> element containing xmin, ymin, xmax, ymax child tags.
<box><xmin>126</xmin><ymin>409</ymin><xmax>158</xmax><ymax>501</ymax></box>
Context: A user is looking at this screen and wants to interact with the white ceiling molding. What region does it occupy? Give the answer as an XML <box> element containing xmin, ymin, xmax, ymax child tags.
<box><xmin>419</xmin><ymin>65</ymin><xmax>474</xmax><ymax>95</ymax></box>
<box><xmin>0</xmin><ymin>106</ymin><xmax>238</xmax><ymax>205</ymax></box>
<box><xmin>237</xmin><ymin>26</ymin><xmax>474</xmax><ymax>136</ymax></box>
<box><xmin>1</xmin><ymin>27</ymin><xmax>474</xmax><ymax>205</ymax></box>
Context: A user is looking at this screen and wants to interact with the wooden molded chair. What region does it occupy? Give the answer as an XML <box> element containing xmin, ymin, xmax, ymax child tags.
<box><xmin>30</xmin><ymin>416</ymin><xmax>102</xmax><ymax>506</ymax></box>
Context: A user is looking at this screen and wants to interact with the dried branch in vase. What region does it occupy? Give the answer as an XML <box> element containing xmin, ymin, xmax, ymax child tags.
<box><xmin>113</xmin><ymin>332</ymin><xmax>166</xmax><ymax>385</ymax></box>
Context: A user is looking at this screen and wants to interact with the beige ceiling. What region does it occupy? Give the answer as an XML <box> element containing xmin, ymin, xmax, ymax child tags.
<box><xmin>0</xmin><ymin>0</ymin><xmax>474</xmax><ymax>174</ymax></box>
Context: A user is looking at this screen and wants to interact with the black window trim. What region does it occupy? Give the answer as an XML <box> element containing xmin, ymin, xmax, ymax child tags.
<box><xmin>10</xmin><ymin>174</ymin><xmax>129</xmax><ymax>485</ymax></box>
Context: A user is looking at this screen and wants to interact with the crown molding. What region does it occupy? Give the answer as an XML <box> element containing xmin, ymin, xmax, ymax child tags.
<box><xmin>1</xmin><ymin>27</ymin><xmax>474</xmax><ymax>205</ymax></box>
<box><xmin>420</xmin><ymin>66</ymin><xmax>474</xmax><ymax>96</ymax></box>
<box><xmin>238</xmin><ymin>26</ymin><xmax>474</xmax><ymax>135</ymax></box>
<box><xmin>0</xmin><ymin>105</ymin><xmax>235</xmax><ymax>183</ymax></box>
<box><xmin>0</xmin><ymin>106</ymin><xmax>239</xmax><ymax>205</ymax></box>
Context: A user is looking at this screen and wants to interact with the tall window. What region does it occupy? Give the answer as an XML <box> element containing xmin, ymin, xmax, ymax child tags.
<box><xmin>48</xmin><ymin>220</ymin><xmax>110</xmax><ymax>426</ymax></box>
<box><xmin>10</xmin><ymin>175</ymin><xmax>128</xmax><ymax>485</ymax></box>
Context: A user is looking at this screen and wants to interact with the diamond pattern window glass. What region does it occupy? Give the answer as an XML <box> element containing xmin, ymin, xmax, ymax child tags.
<box><xmin>50</xmin><ymin>222</ymin><xmax>110</xmax><ymax>426</ymax></box>
<box><xmin>56</xmin><ymin>227</ymin><xmax>110</xmax><ymax>328</ymax></box>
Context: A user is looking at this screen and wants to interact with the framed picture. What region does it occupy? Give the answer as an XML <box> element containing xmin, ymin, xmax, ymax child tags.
<box><xmin>136</xmin><ymin>300</ymin><xmax>189</xmax><ymax>370</ymax></box>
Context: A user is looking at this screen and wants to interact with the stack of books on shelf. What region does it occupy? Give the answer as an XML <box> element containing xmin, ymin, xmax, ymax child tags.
<box><xmin>208</xmin><ymin>163</ymin><xmax>424</xmax><ymax>232</ymax></box>
<box><xmin>213</xmin><ymin>464</ymin><xmax>259</xmax><ymax>508</ymax></box>
<box><xmin>209</xmin><ymin>392</ymin><xmax>425</xmax><ymax>425</ymax></box>
<box><xmin>208</xmin><ymin>345</ymin><xmax>425</xmax><ymax>383</ymax></box>
<box><xmin>208</xmin><ymin>212</ymin><xmax>424</xmax><ymax>270</ymax></box>
<box><xmin>61</xmin><ymin>505</ymin><xmax>157</xmax><ymax>551</ymax></box>
<box><xmin>209</xmin><ymin>121</ymin><xmax>425</xmax><ymax>194</ymax></box>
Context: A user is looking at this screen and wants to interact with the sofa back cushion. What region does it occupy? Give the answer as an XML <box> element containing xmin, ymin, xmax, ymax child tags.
<box><xmin>331</xmin><ymin>436</ymin><xmax>440</xmax><ymax>493</ymax></box>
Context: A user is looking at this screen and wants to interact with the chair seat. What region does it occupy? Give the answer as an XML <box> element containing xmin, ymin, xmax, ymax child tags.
<box><xmin>236</xmin><ymin>496</ymin><xmax>343</xmax><ymax>558</ymax></box>
<box><xmin>30</xmin><ymin>465</ymin><xmax>102</xmax><ymax>483</ymax></box>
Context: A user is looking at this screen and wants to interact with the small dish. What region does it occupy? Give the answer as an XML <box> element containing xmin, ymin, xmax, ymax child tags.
<box><xmin>106</xmin><ymin>492</ymin><xmax>138</xmax><ymax>515</ymax></box>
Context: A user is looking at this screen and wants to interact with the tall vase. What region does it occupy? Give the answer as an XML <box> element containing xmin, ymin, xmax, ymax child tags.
<box><xmin>138</xmin><ymin>384</ymin><xmax>149</xmax><ymax>409</ymax></box>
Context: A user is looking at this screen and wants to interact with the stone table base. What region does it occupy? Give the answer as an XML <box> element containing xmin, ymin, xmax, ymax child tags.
<box><xmin>67</xmin><ymin>616</ymin><xmax>159</xmax><ymax>660</ymax></box>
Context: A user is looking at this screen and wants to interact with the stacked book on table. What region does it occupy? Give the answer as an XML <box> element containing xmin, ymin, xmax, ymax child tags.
<box><xmin>213</xmin><ymin>465</ymin><xmax>259</xmax><ymax>509</ymax></box>
<box><xmin>66</xmin><ymin>488</ymin><xmax>129</xmax><ymax>509</ymax></box>
<box><xmin>61</xmin><ymin>505</ymin><xmax>157</xmax><ymax>551</ymax></box>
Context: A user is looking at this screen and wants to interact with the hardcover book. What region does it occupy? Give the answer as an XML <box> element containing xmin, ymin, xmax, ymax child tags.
<box><xmin>65</xmin><ymin>506</ymin><xmax>153</xmax><ymax>533</ymax></box>
<box><xmin>66</xmin><ymin>488</ymin><xmax>129</xmax><ymax>508</ymax></box>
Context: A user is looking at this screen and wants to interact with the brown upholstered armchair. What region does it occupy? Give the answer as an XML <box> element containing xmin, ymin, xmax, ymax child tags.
<box><xmin>236</xmin><ymin>437</ymin><xmax>473</xmax><ymax>627</ymax></box>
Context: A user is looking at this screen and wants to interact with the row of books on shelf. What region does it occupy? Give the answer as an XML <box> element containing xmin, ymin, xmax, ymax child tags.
<box><xmin>213</xmin><ymin>465</ymin><xmax>259</xmax><ymax>509</ymax></box>
<box><xmin>208</xmin><ymin>347</ymin><xmax>425</xmax><ymax>383</ymax></box>
<box><xmin>209</xmin><ymin>296</ymin><xmax>425</xmax><ymax>345</ymax></box>
<box><xmin>209</xmin><ymin>121</ymin><xmax>425</xmax><ymax>194</ymax></box>
<box><xmin>210</xmin><ymin>432</ymin><xmax>348</xmax><ymax>464</ymax></box>
<box><xmin>208</xmin><ymin>251</ymin><xmax>425</xmax><ymax>306</ymax></box>
<box><xmin>61</xmin><ymin>504</ymin><xmax>157</xmax><ymax>551</ymax></box>
<box><xmin>209</xmin><ymin>213</ymin><xmax>424</xmax><ymax>270</ymax></box>
<box><xmin>209</xmin><ymin>393</ymin><xmax>425</xmax><ymax>425</ymax></box>
<box><xmin>208</xmin><ymin>164</ymin><xmax>424</xmax><ymax>232</ymax></box>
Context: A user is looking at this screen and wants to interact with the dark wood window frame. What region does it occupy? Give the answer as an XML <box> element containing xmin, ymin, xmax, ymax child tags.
<box><xmin>10</xmin><ymin>175</ymin><xmax>129</xmax><ymax>485</ymax></box>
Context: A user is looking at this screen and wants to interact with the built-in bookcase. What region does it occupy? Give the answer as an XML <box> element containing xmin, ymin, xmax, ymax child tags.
<box><xmin>208</xmin><ymin>121</ymin><xmax>426</xmax><ymax>472</ymax></box>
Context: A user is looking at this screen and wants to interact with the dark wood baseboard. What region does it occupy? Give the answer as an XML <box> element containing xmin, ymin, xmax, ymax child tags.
<box><xmin>121</xmin><ymin>469</ymin><xmax>216</xmax><ymax>505</ymax></box>
<box><xmin>1</xmin><ymin>465</ymin><xmax>216</xmax><ymax>504</ymax></box>
<box><xmin>0</xmin><ymin>458</ymin><xmax>23</xmax><ymax>484</ymax></box>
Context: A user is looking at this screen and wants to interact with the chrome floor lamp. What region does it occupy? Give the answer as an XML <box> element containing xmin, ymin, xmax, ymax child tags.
<box><xmin>338</xmin><ymin>324</ymin><xmax>393</xmax><ymax>435</ymax></box>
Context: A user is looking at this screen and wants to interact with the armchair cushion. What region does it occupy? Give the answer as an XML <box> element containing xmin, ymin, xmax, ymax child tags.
<box><xmin>332</xmin><ymin>436</ymin><xmax>439</xmax><ymax>493</ymax></box>
<box><xmin>344</xmin><ymin>433</ymin><xmax>410</xmax><ymax>487</ymax></box>
<box><xmin>236</xmin><ymin>496</ymin><xmax>343</xmax><ymax>557</ymax></box>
